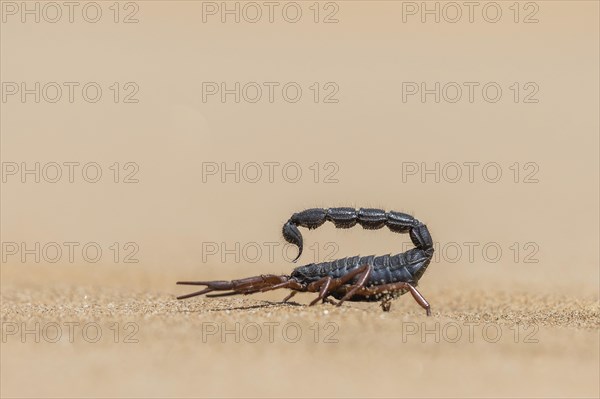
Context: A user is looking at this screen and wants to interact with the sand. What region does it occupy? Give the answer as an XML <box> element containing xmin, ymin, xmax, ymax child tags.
<box><xmin>1</xmin><ymin>266</ymin><xmax>598</xmax><ymax>398</ymax></box>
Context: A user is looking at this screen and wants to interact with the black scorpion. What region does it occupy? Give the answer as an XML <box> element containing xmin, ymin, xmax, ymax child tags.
<box><xmin>177</xmin><ymin>208</ymin><xmax>434</xmax><ymax>314</ymax></box>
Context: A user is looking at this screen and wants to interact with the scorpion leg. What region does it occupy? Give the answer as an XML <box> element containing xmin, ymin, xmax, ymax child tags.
<box><xmin>335</xmin><ymin>264</ymin><xmax>373</xmax><ymax>307</ymax></box>
<box><xmin>361</xmin><ymin>282</ymin><xmax>431</xmax><ymax>316</ymax></box>
<box><xmin>308</xmin><ymin>276</ymin><xmax>333</xmax><ymax>306</ymax></box>
<box><xmin>332</xmin><ymin>281</ymin><xmax>431</xmax><ymax>315</ymax></box>
<box><xmin>282</xmin><ymin>291</ymin><xmax>298</xmax><ymax>303</ymax></box>
<box><xmin>381</xmin><ymin>299</ymin><xmax>392</xmax><ymax>312</ymax></box>
<box><xmin>323</xmin><ymin>298</ymin><xmax>338</xmax><ymax>305</ymax></box>
<box><xmin>293</xmin><ymin>264</ymin><xmax>372</xmax><ymax>307</ymax></box>
<box><xmin>404</xmin><ymin>284</ymin><xmax>431</xmax><ymax>316</ymax></box>
<box><xmin>306</xmin><ymin>264</ymin><xmax>372</xmax><ymax>306</ymax></box>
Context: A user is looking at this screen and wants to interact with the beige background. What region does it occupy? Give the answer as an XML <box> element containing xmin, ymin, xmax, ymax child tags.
<box><xmin>1</xmin><ymin>1</ymin><xmax>599</xmax><ymax>398</ymax></box>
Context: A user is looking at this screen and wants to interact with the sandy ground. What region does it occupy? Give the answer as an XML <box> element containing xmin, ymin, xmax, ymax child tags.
<box><xmin>1</xmin><ymin>266</ymin><xmax>598</xmax><ymax>398</ymax></box>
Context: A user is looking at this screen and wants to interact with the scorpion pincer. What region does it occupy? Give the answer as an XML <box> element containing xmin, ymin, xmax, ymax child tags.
<box><xmin>177</xmin><ymin>208</ymin><xmax>434</xmax><ymax>315</ymax></box>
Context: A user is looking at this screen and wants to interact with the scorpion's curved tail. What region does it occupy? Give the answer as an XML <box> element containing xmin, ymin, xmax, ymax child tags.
<box><xmin>283</xmin><ymin>207</ymin><xmax>434</xmax><ymax>262</ymax></box>
<box><xmin>176</xmin><ymin>274</ymin><xmax>292</xmax><ymax>300</ymax></box>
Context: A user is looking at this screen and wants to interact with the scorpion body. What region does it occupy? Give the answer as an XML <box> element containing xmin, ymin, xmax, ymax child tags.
<box><xmin>177</xmin><ymin>208</ymin><xmax>434</xmax><ymax>314</ymax></box>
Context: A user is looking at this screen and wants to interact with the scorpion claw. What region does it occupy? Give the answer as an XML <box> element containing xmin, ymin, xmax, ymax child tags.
<box><xmin>176</xmin><ymin>280</ymin><xmax>229</xmax><ymax>300</ymax></box>
<box><xmin>176</xmin><ymin>275</ymin><xmax>291</xmax><ymax>300</ymax></box>
<box><xmin>176</xmin><ymin>287</ymin><xmax>214</xmax><ymax>300</ymax></box>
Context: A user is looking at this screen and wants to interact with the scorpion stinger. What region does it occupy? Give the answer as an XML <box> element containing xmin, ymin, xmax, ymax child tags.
<box><xmin>178</xmin><ymin>207</ymin><xmax>435</xmax><ymax>315</ymax></box>
<box><xmin>282</xmin><ymin>221</ymin><xmax>304</xmax><ymax>262</ymax></box>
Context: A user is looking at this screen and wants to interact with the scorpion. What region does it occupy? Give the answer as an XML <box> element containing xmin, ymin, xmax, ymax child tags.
<box><xmin>177</xmin><ymin>208</ymin><xmax>434</xmax><ymax>315</ymax></box>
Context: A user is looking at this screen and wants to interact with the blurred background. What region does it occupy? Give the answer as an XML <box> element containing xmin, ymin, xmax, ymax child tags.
<box><xmin>1</xmin><ymin>1</ymin><xmax>598</xmax><ymax>398</ymax></box>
